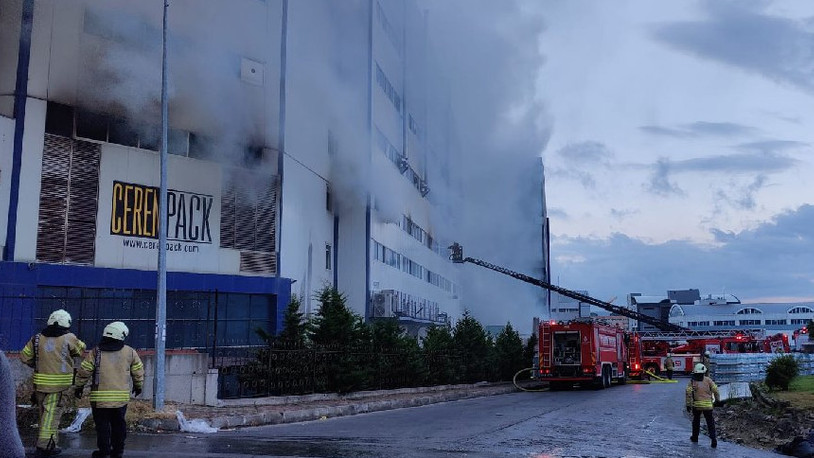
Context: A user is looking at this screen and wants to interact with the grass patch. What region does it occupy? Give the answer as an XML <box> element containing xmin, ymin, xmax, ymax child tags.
<box><xmin>772</xmin><ymin>375</ymin><xmax>814</xmax><ymax>410</ymax></box>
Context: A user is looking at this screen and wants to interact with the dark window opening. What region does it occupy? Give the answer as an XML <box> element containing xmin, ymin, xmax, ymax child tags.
<box><xmin>189</xmin><ymin>133</ymin><xmax>215</xmax><ymax>160</ymax></box>
<box><xmin>326</xmin><ymin>185</ymin><xmax>332</xmax><ymax>212</ymax></box>
<box><xmin>109</xmin><ymin>117</ymin><xmax>139</xmax><ymax>147</ymax></box>
<box><xmin>75</xmin><ymin>109</ymin><xmax>108</xmax><ymax>141</ymax></box>
<box><xmin>325</xmin><ymin>244</ymin><xmax>332</xmax><ymax>270</ymax></box>
<box><xmin>45</xmin><ymin>102</ymin><xmax>74</xmax><ymax>137</ymax></box>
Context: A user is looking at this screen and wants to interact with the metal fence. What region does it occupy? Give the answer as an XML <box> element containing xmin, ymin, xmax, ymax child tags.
<box><xmin>710</xmin><ymin>353</ymin><xmax>814</xmax><ymax>383</ymax></box>
<box><xmin>212</xmin><ymin>343</ymin><xmax>463</xmax><ymax>399</ymax></box>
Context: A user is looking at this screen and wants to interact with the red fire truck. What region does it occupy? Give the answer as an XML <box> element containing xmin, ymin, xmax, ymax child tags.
<box><xmin>537</xmin><ymin>319</ymin><xmax>634</xmax><ymax>389</ymax></box>
<box><xmin>640</xmin><ymin>331</ymin><xmax>791</xmax><ymax>376</ymax></box>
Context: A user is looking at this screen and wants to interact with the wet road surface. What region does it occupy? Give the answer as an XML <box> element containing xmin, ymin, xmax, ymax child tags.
<box><xmin>48</xmin><ymin>380</ymin><xmax>782</xmax><ymax>457</ymax></box>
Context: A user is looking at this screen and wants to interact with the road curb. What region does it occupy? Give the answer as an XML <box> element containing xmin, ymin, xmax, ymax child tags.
<box><xmin>141</xmin><ymin>384</ymin><xmax>520</xmax><ymax>431</ymax></box>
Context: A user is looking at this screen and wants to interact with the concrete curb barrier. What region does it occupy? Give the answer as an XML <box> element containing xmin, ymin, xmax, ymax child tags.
<box><xmin>139</xmin><ymin>383</ymin><xmax>520</xmax><ymax>431</ymax></box>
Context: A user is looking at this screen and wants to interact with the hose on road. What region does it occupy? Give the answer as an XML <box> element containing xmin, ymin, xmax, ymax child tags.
<box><xmin>512</xmin><ymin>367</ymin><xmax>548</xmax><ymax>392</ymax></box>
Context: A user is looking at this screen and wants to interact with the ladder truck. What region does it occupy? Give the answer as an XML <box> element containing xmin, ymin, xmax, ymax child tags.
<box><xmin>448</xmin><ymin>243</ymin><xmax>686</xmax><ymax>332</ymax></box>
<box><xmin>449</xmin><ymin>243</ymin><xmax>684</xmax><ymax>387</ymax></box>
<box><xmin>449</xmin><ymin>243</ymin><xmax>791</xmax><ymax>383</ymax></box>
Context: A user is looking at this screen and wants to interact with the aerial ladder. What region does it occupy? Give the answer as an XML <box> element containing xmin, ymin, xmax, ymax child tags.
<box><xmin>448</xmin><ymin>243</ymin><xmax>687</xmax><ymax>332</ymax></box>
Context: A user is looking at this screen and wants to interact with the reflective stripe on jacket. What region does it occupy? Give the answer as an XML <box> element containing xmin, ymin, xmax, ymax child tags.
<box><xmin>20</xmin><ymin>332</ymin><xmax>85</xmax><ymax>393</ymax></box>
<box><xmin>686</xmin><ymin>376</ymin><xmax>720</xmax><ymax>410</ymax></box>
<box><xmin>75</xmin><ymin>345</ymin><xmax>144</xmax><ymax>408</ymax></box>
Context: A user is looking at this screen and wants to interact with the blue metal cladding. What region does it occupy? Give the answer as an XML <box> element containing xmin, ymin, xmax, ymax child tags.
<box><xmin>0</xmin><ymin>262</ymin><xmax>291</xmax><ymax>351</ymax></box>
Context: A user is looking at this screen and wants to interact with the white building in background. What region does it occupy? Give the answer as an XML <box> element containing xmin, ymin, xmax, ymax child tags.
<box><xmin>0</xmin><ymin>0</ymin><xmax>467</xmax><ymax>348</ymax></box>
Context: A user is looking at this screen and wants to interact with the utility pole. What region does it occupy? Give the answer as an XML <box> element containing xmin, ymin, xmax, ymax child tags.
<box><xmin>153</xmin><ymin>0</ymin><xmax>169</xmax><ymax>411</ymax></box>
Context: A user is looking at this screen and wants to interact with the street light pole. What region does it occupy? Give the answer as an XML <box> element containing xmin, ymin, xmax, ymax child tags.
<box><xmin>153</xmin><ymin>0</ymin><xmax>169</xmax><ymax>411</ymax></box>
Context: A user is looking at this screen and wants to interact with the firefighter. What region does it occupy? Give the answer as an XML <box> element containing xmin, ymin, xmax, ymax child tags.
<box><xmin>701</xmin><ymin>351</ymin><xmax>711</xmax><ymax>372</ymax></box>
<box><xmin>20</xmin><ymin>309</ymin><xmax>86</xmax><ymax>457</ymax></box>
<box><xmin>686</xmin><ymin>362</ymin><xmax>720</xmax><ymax>448</ymax></box>
<box><xmin>664</xmin><ymin>353</ymin><xmax>675</xmax><ymax>380</ymax></box>
<box><xmin>74</xmin><ymin>322</ymin><xmax>144</xmax><ymax>458</ymax></box>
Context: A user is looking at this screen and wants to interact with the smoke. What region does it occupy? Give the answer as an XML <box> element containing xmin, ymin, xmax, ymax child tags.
<box><xmin>74</xmin><ymin>1</ymin><xmax>267</xmax><ymax>175</ymax></box>
<box><xmin>421</xmin><ymin>0</ymin><xmax>552</xmax><ymax>331</ymax></box>
<box><xmin>50</xmin><ymin>0</ymin><xmax>552</xmax><ymax>331</ymax></box>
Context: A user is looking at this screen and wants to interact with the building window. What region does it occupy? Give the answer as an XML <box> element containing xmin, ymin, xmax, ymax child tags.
<box><xmin>375</xmin><ymin>63</ymin><xmax>402</xmax><ymax>113</ymax></box>
<box><xmin>739</xmin><ymin>319</ymin><xmax>761</xmax><ymax>326</ymax></box>
<box><xmin>713</xmin><ymin>320</ymin><xmax>736</xmax><ymax>326</ymax></box>
<box><xmin>766</xmin><ymin>319</ymin><xmax>788</xmax><ymax>325</ymax></box>
<box><xmin>791</xmin><ymin>319</ymin><xmax>810</xmax><ymax>325</ymax></box>
<box><xmin>325</xmin><ymin>244</ymin><xmax>332</xmax><ymax>270</ymax></box>
<box><xmin>789</xmin><ymin>306</ymin><xmax>814</xmax><ymax>314</ymax></box>
<box><xmin>688</xmin><ymin>321</ymin><xmax>709</xmax><ymax>327</ymax></box>
<box><xmin>736</xmin><ymin>307</ymin><xmax>763</xmax><ymax>314</ymax></box>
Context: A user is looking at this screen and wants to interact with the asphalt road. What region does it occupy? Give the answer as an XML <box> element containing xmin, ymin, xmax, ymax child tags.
<box><xmin>51</xmin><ymin>381</ymin><xmax>783</xmax><ymax>457</ymax></box>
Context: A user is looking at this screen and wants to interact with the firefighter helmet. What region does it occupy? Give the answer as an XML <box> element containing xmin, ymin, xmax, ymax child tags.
<box><xmin>704</xmin><ymin>351</ymin><xmax>710</xmax><ymax>356</ymax></box>
<box><xmin>693</xmin><ymin>363</ymin><xmax>707</xmax><ymax>374</ymax></box>
<box><xmin>103</xmin><ymin>321</ymin><xmax>129</xmax><ymax>341</ymax></box>
<box><xmin>47</xmin><ymin>309</ymin><xmax>72</xmax><ymax>328</ymax></box>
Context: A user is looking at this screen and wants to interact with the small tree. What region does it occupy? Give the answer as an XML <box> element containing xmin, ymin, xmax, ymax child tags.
<box><xmin>452</xmin><ymin>310</ymin><xmax>492</xmax><ymax>383</ymax></box>
<box><xmin>278</xmin><ymin>295</ymin><xmax>308</xmax><ymax>347</ymax></box>
<box><xmin>523</xmin><ymin>333</ymin><xmax>538</xmax><ymax>370</ymax></box>
<box><xmin>422</xmin><ymin>325</ymin><xmax>456</xmax><ymax>385</ymax></box>
<box><xmin>309</xmin><ymin>286</ymin><xmax>365</xmax><ymax>393</ymax></box>
<box><xmin>765</xmin><ymin>354</ymin><xmax>799</xmax><ymax>391</ymax></box>
<box><xmin>494</xmin><ymin>323</ymin><xmax>526</xmax><ymax>381</ymax></box>
<box><xmin>806</xmin><ymin>320</ymin><xmax>814</xmax><ymax>335</ymax></box>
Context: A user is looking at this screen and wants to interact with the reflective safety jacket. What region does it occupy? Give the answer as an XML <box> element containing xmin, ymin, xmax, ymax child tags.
<box><xmin>686</xmin><ymin>376</ymin><xmax>720</xmax><ymax>410</ymax></box>
<box><xmin>75</xmin><ymin>344</ymin><xmax>144</xmax><ymax>408</ymax></box>
<box><xmin>20</xmin><ymin>328</ymin><xmax>86</xmax><ymax>393</ymax></box>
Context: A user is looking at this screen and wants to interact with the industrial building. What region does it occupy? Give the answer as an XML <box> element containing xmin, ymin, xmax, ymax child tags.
<box><xmin>629</xmin><ymin>289</ymin><xmax>814</xmax><ymax>336</ymax></box>
<box><xmin>0</xmin><ymin>0</ymin><xmax>525</xmax><ymax>350</ymax></box>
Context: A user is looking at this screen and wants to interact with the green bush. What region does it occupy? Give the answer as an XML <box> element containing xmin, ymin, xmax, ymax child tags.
<box><xmin>765</xmin><ymin>354</ymin><xmax>799</xmax><ymax>391</ymax></box>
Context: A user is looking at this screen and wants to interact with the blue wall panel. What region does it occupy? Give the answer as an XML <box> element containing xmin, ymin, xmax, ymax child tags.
<box><xmin>0</xmin><ymin>262</ymin><xmax>291</xmax><ymax>350</ymax></box>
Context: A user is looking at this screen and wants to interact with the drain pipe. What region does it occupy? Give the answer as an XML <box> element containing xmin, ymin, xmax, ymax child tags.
<box><xmin>3</xmin><ymin>0</ymin><xmax>34</xmax><ymax>262</ymax></box>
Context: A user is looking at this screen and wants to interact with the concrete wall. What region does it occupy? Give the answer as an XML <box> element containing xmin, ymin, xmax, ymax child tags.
<box><xmin>8</xmin><ymin>351</ymin><xmax>218</xmax><ymax>406</ymax></box>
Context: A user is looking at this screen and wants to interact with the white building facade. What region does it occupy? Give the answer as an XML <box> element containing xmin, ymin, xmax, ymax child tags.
<box><xmin>0</xmin><ymin>0</ymin><xmax>466</xmax><ymax>349</ymax></box>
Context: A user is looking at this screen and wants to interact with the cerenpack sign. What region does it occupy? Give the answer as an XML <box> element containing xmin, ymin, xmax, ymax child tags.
<box><xmin>110</xmin><ymin>180</ymin><xmax>213</xmax><ymax>244</ymax></box>
<box><xmin>95</xmin><ymin>146</ymin><xmax>228</xmax><ymax>273</ymax></box>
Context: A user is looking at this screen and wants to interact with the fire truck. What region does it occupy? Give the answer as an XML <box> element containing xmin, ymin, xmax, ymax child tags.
<box><xmin>639</xmin><ymin>330</ymin><xmax>791</xmax><ymax>376</ymax></box>
<box><xmin>538</xmin><ymin>319</ymin><xmax>637</xmax><ymax>389</ymax></box>
<box><xmin>447</xmin><ymin>243</ymin><xmax>791</xmax><ymax>383</ymax></box>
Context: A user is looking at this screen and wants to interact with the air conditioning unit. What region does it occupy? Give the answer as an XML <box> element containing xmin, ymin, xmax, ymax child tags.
<box><xmin>372</xmin><ymin>289</ymin><xmax>397</xmax><ymax>317</ymax></box>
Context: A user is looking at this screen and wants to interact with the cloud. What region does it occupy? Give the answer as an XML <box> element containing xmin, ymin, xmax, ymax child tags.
<box><xmin>556</xmin><ymin>141</ymin><xmax>613</xmax><ymax>164</ymax></box>
<box><xmin>550</xmin><ymin>204</ymin><xmax>814</xmax><ymax>307</ymax></box>
<box><xmin>685</xmin><ymin>121</ymin><xmax>754</xmax><ymax>136</ymax></box>
<box><xmin>647</xmin><ymin>158</ymin><xmax>683</xmax><ymax>196</ymax></box>
<box><xmin>645</xmin><ymin>150</ymin><xmax>797</xmax><ymax>197</ymax></box>
<box><xmin>610</xmin><ymin>208</ymin><xmax>639</xmax><ymax>220</ymax></box>
<box><xmin>737</xmin><ymin>140</ymin><xmax>809</xmax><ymax>154</ymax></box>
<box><xmin>653</xmin><ymin>1</ymin><xmax>814</xmax><ymax>93</ymax></box>
<box><xmin>550</xmin><ymin>168</ymin><xmax>597</xmax><ymax>189</ymax></box>
<box><xmin>640</xmin><ymin>121</ymin><xmax>755</xmax><ymax>138</ymax></box>
<box><xmin>714</xmin><ymin>174</ymin><xmax>769</xmax><ymax>210</ymax></box>
<box><xmin>672</xmin><ymin>153</ymin><xmax>798</xmax><ymax>173</ymax></box>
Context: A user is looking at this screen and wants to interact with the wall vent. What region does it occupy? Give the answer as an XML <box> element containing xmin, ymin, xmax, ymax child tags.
<box><xmin>36</xmin><ymin>135</ymin><xmax>100</xmax><ymax>264</ymax></box>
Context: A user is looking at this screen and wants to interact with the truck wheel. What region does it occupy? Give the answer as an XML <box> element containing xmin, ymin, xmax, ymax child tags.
<box><xmin>646</xmin><ymin>365</ymin><xmax>660</xmax><ymax>378</ymax></box>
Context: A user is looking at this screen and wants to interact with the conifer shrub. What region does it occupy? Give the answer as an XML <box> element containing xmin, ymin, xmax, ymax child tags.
<box><xmin>765</xmin><ymin>354</ymin><xmax>799</xmax><ymax>391</ymax></box>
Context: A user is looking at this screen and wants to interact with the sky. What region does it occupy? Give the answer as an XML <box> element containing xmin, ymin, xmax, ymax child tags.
<box><xmin>538</xmin><ymin>0</ymin><xmax>814</xmax><ymax>306</ymax></box>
